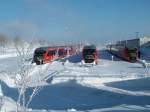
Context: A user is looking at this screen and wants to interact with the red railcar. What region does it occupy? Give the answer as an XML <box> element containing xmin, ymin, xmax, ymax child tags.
<box><xmin>107</xmin><ymin>44</ymin><xmax>140</xmax><ymax>62</ymax></box>
<box><xmin>82</xmin><ymin>45</ymin><xmax>98</xmax><ymax>65</ymax></box>
<box><xmin>33</xmin><ymin>46</ymin><xmax>76</xmax><ymax>65</ymax></box>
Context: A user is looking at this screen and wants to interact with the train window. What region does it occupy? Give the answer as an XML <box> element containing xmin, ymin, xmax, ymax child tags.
<box><xmin>35</xmin><ymin>50</ymin><xmax>46</xmax><ymax>56</ymax></box>
<box><xmin>58</xmin><ymin>50</ymin><xmax>64</xmax><ymax>55</ymax></box>
<box><xmin>127</xmin><ymin>49</ymin><xmax>137</xmax><ymax>57</ymax></box>
<box><xmin>128</xmin><ymin>49</ymin><xmax>136</xmax><ymax>53</ymax></box>
<box><xmin>48</xmin><ymin>50</ymin><xmax>56</xmax><ymax>56</ymax></box>
<box><xmin>83</xmin><ymin>49</ymin><xmax>95</xmax><ymax>55</ymax></box>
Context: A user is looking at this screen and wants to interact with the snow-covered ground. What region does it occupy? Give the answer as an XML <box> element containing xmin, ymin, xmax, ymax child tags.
<box><xmin>0</xmin><ymin>46</ymin><xmax>150</xmax><ymax>112</ymax></box>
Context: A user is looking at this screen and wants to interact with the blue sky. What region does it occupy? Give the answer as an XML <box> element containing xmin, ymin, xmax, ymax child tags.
<box><xmin>0</xmin><ymin>0</ymin><xmax>150</xmax><ymax>43</ymax></box>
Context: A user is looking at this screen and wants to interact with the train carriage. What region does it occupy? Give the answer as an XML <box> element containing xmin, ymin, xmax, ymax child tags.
<box><xmin>33</xmin><ymin>46</ymin><xmax>76</xmax><ymax>65</ymax></box>
<box><xmin>107</xmin><ymin>43</ymin><xmax>140</xmax><ymax>62</ymax></box>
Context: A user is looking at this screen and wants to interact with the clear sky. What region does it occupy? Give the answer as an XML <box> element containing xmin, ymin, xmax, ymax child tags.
<box><xmin>0</xmin><ymin>0</ymin><xmax>150</xmax><ymax>43</ymax></box>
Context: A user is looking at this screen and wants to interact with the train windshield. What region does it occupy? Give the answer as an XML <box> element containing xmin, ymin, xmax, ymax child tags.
<box><xmin>128</xmin><ymin>49</ymin><xmax>137</xmax><ymax>58</ymax></box>
<box><xmin>34</xmin><ymin>50</ymin><xmax>46</xmax><ymax>56</ymax></box>
<box><xmin>83</xmin><ymin>49</ymin><xmax>95</xmax><ymax>55</ymax></box>
<box><xmin>83</xmin><ymin>49</ymin><xmax>96</xmax><ymax>60</ymax></box>
<box><xmin>83</xmin><ymin>48</ymin><xmax>96</xmax><ymax>63</ymax></box>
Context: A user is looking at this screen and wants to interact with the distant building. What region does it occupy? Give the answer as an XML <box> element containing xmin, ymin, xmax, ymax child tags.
<box><xmin>140</xmin><ymin>36</ymin><xmax>150</xmax><ymax>47</ymax></box>
<box><xmin>117</xmin><ymin>36</ymin><xmax>150</xmax><ymax>48</ymax></box>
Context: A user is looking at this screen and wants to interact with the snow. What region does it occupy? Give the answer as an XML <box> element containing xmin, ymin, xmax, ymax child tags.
<box><xmin>0</xmin><ymin>54</ymin><xmax>17</xmax><ymax>59</ymax></box>
<box><xmin>0</xmin><ymin>46</ymin><xmax>150</xmax><ymax>111</ymax></box>
<box><xmin>0</xmin><ymin>72</ymin><xmax>15</xmax><ymax>88</ymax></box>
<box><xmin>90</xmin><ymin>104</ymin><xmax>150</xmax><ymax>112</ymax></box>
<box><xmin>0</xmin><ymin>96</ymin><xmax>18</xmax><ymax>112</ymax></box>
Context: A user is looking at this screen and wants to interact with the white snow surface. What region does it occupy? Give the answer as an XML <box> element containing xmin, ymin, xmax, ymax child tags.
<box><xmin>0</xmin><ymin>46</ymin><xmax>150</xmax><ymax>111</ymax></box>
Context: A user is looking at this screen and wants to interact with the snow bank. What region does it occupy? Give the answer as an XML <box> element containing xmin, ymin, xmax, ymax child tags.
<box><xmin>0</xmin><ymin>72</ymin><xmax>15</xmax><ymax>88</ymax></box>
<box><xmin>1</xmin><ymin>96</ymin><xmax>17</xmax><ymax>112</ymax></box>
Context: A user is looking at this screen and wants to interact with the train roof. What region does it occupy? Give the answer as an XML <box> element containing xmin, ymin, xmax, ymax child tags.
<box><xmin>35</xmin><ymin>47</ymin><xmax>48</xmax><ymax>51</ymax></box>
<box><xmin>83</xmin><ymin>45</ymin><xmax>96</xmax><ymax>49</ymax></box>
<box><xmin>35</xmin><ymin>46</ymin><xmax>70</xmax><ymax>51</ymax></box>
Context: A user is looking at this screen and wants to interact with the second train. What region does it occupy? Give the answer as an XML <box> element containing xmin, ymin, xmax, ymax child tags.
<box><xmin>107</xmin><ymin>42</ymin><xmax>140</xmax><ymax>62</ymax></box>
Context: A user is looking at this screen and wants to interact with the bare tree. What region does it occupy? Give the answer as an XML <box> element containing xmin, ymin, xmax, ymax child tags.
<box><xmin>13</xmin><ymin>37</ymin><xmax>50</xmax><ymax>112</ymax></box>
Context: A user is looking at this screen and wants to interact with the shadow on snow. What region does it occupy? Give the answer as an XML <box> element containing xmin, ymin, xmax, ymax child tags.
<box><xmin>105</xmin><ymin>77</ymin><xmax>150</xmax><ymax>92</ymax></box>
<box><xmin>97</xmin><ymin>49</ymin><xmax>121</xmax><ymax>61</ymax></box>
<box><xmin>1</xmin><ymin>79</ymin><xmax>150</xmax><ymax>110</ymax></box>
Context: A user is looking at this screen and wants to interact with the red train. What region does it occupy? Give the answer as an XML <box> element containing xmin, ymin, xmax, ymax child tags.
<box><xmin>107</xmin><ymin>43</ymin><xmax>140</xmax><ymax>62</ymax></box>
<box><xmin>33</xmin><ymin>46</ymin><xmax>76</xmax><ymax>65</ymax></box>
<box><xmin>82</xmin><ymin>45</ymin><xmax>98</xmax><ymax>65</ymax></box>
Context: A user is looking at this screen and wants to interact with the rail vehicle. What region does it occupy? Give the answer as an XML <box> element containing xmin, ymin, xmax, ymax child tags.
<box><xmin>106</xmin><ymin>43</ymin><xmax>140</xmax><ymax>62</ymax></box>
<box><xmin>82</xmin><ymin>45</ymin><xmax>98</xmax><ymax>65</ymax></box>
<box><xmin>33</xmin><ymin>46</ymin><xmax>76</xmax><ymax>65</ymax></box>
